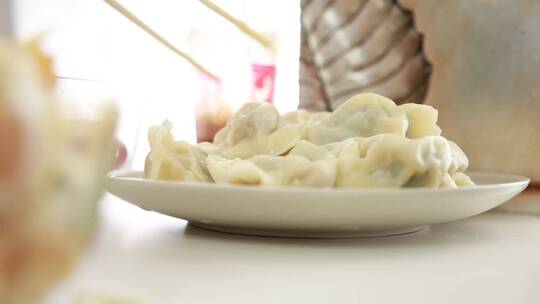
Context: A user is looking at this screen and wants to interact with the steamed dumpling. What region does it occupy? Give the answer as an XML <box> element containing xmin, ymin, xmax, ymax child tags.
<box><xmin>305</xmin><ymin>93</ymin><xmax>441</xmax><ymax>145</ymax></box>
<box><xmin>207</xmin><ymin>154</ymin><xmax>336</xmax><ymax>187</ymax></box>
<box><xmin>211</xmin><ymin>102</ymin><xmax>301</xmax><ymax>158</ymax></box>
<box><xmin>326</xmin><ymin>134</ymin><xmax>471</xmax><ymax>188</ymax></box>
<box><xmin>289</xmin><ymin>140</ymin><xmax>333</xmax><ymax>161</ymax></box>
<box><xmin>213</xmin><ymin>102</ymin><xmax>279</xmax><ymax>147</ymax></box>
<box><xmin>146</xmin><ymin>120</ymin><xmax>211</xmax><ymax>182</ymax></box>
<box><xmin>145</xmin><ymin>93</ymin><xmax>474</xmax><ymax>189</ymax></box>
<box><xmin>278</xmin><ymin>110</ymin><xmax>331</xmax><ymax>141</ymax></box>
<box><xmin>278</xmin><ymin>109</ymin><xmax>330</xmax><ymax>126</ymax></box>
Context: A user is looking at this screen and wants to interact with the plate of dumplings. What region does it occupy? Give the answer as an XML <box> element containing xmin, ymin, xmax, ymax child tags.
<box><xmin>106</xmin><ymin>94</ymin><xmax>529</xmax><ymax>238</ymax></box>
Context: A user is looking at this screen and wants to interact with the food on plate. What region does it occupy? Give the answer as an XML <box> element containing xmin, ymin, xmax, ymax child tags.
<box><xmin>145</xmin><ymin>120</ymin><xmax>212</xmax><ymax>182</ymax></box>
<box><xmin>145</xmin><ymin>93</ymin><xmax>474</xmax><ymax>188</ymax></box>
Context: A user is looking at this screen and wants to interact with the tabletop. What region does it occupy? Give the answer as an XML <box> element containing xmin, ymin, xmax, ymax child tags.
<box><xmin>43</xmin><ymin>194</ymin><xmax>540</xmax><ymax>304</ymax></box>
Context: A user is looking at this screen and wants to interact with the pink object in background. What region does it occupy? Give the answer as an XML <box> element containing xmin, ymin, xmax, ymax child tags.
<box><xmin>250</xmin><ymin>63</ymin><xmax>276</xmax><ymax>104</ymax></box>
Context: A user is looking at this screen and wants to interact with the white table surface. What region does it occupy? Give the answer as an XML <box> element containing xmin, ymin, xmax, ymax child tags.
<box><xmin>43</xmin><ymin>195</ymin><xmax>540</xmax><ymax>304</ymax></box>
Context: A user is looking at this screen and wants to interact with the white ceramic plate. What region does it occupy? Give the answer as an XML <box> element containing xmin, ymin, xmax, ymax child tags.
<box><xmin>105</xmin><ymin>171</ymin><xmax>529</xmax><ymax>238</ymax></box>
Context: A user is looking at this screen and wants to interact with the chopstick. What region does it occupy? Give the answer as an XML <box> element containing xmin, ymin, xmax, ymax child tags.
<box><xmin>104</xmin><ymin>0</ymin><xmax>220</xmax><ymax>82</ymax></box>
<box><xmin>198</xmin><ymin>0</ymin><xmax>274</xmax><ymax>50</ymax></box>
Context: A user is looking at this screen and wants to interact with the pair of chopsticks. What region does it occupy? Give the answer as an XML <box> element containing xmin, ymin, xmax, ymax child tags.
<box><xmin>104</xmin><ymin>0</ymin><xmax>274</xmax><ymax>83</ymax></box>
<box><xmin>198</xmin><ymin>0</ymin><xmax>274</xmax><ymax>50</ymax></box>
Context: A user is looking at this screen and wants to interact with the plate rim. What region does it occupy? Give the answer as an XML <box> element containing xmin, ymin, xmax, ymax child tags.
<box><xmin>106</xmin><ymin>170</ymin><xmax>530</xmax><ymax>195</ymax></box>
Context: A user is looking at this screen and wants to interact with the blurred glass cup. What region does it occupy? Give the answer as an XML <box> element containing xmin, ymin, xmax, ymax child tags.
<box><xmin>0</xmin><ymin>69</ymin><xmax>117</xmax><ymax>303</ymax></box>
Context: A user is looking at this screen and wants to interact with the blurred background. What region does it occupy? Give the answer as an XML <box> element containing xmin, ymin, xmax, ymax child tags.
<box><xmin>3</xmin><ymin>0</ymin><xmax>301</xmax><ymax>169</ymax></box>
<box><xmin>5</xmin><ymin>0</ymin><xmax>538</xmax><ymax>183</ymax></box>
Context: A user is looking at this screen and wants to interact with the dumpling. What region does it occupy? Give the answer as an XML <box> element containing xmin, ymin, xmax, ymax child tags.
<box><xmin>213</xmin><ymin>102</ymin><xmax>280</xmax><ymax>147</ymax></box>
<box><xmin>448</xmin><ymin>140</ymin><xmax>469</xmax><ymax>174</ymax></box>
<box><xmin>278</xmin><ymin>109</ymin><xmax>331</xmax><ymax>141</ymax></box>
<box><xmin>278</xmin><ymin>109</ymin><xmax>330</xmax><ymax>127</ymax></box>
<box><xmin>206</xmin><ymin>155</ymin><xmax>273</xmax><ymax>185</ymax></box>
<box><xmin>207</xmin><ymin>154</ymin><xmax>336</xmax><ymax>187</ymax></box>
<box><xmin>452</xmin><ymin>172</ymin><xmax>475</xmax><ymax>187</ymax></box>
<box><xmin>145</xmin><ymin>93</ymin><xmax>473</xmax><ymax>189</ymax></box>
<box><xmin>399</xmin><ymin>103</ymin><xmax>442</xmax><ymax>138</ymax></box>
<box><xmin>145</xmin><ymin>120</ymin><xmax>211</xmax><ymax>182</ymax></box>
<box><xmin>211</xmin><ymin>102</ymin><xmax>301</xmax><ymax>158</ymax></box>
<box><xmin>289</xmin><ymin>140</ymin><xmax>333</xmax><ymax>161</ymax></box>
<box><xmin>305</xmin><ymin>93</ymin><xmax>441</xmax><ymax>145</ymax></box>
<box><xmin>326</xmin><ymin>134</ymin><xmax>468</xmax><ymax>188</ymax></box>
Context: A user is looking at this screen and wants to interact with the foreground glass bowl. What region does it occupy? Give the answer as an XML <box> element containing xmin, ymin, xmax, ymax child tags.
<box><xmin>0</xmin><ymin>77</ymin><xmax>116</xmax><ymax>303</ymax></box>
